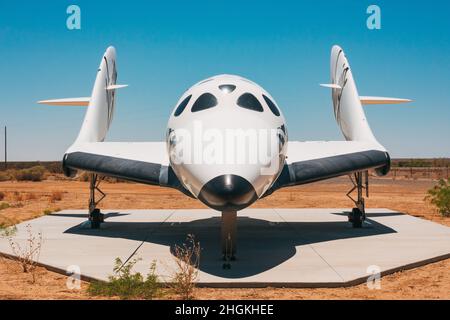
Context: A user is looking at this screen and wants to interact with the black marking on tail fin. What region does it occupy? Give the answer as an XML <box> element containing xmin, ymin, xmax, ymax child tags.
<box><xmin>103</xmin><ymin>56</ymin><xmax>117</xmax><ymax>130</ymax></box>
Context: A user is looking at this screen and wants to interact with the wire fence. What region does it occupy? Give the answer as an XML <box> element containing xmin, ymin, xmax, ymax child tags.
<box><xmin>389</xmin><ymin>167</ymin><xmax>450</xmax><ymax>180</ymax></box>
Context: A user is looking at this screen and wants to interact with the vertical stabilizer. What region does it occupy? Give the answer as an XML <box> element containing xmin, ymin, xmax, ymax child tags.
<box><xmin>329</xmin><ymin>46</ymin><xmax>378</xmax><ymax>143</ymax></box>
<box><xmin>75</xmin><ymin>46</ymin><xmax>118</xmax><ymax>143</ymax></box>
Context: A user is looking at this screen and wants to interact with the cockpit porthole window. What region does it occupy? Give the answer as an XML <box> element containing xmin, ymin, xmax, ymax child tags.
<box><xmin>191</xmin><ymin>93</ymin><xmax>218</xmax><ymax>112</ymax></box>
<box><xmin>174</xmin><ymin>95</ymin><xmax>192</xmax><ymax>117</ymax></box>
<box><xmin>263</xmin><ymin>95</ymin><xmax>281</xmax><ymax>116</ymax></box>
<box><xmin>237</xmin><ymin>93</ymin><xmax>264</xmax><ymax>112</ymax></box>
<box><xmin>219</xmin><ymin>84</ymin><xmax>236</xmax><ymax>93</ymax></box>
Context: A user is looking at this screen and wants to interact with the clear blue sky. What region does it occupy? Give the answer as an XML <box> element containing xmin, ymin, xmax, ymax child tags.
<box><xmin>0</xmin><ymin>0</ymin><xmax>449</xmax><ymax>160</ymax></box>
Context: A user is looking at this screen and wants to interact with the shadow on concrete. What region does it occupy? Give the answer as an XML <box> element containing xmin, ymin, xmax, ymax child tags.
<box><xmin>63</xmin><ymin>211</ymin><xmax>397</xmax><ymax>278</ymax></box>
<box><xmin>50</xmin><ymin>212</ymin><xmax>129</xmax><ymax>219</ymax></box>
<box><xmin>332</xmin><ymin>211</ymin><xmax>405</xmax><ymax>218</ymax></box>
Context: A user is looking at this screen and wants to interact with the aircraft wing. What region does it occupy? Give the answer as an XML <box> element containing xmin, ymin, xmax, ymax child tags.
<box><xmin>62</xmin><ymin>142</ymin><xmax>190</xmax><ymax>195</ymax></box>
<box><xmin>265</xmin><ymin>141</ymin><xmax>390</xmax><ymax>196</ymax></box>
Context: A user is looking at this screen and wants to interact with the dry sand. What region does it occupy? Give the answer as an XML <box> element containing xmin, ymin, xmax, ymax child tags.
<box><xmin>0</xmin><ymin>177</ymin><xmax>449</xmax><ymax>300</ymax></box>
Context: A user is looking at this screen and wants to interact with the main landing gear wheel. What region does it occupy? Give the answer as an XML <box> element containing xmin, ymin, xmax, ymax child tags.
<box><xmin>348</xmin><ymin>207</ymin><xmax>363</xmax><ymax>228</ymax></box>
<box><xmin>221</xmin><ymin>210</ymin><xmax>237</xmax><ymax>269</ymax></box>
<box><xmin>88</xmin><ymin>173</ymin><xmax>105</xmax><ymax>229</ymax></box>
<box><xmin>347</xmin><ymin>171</ymin><xmax>368</xmax><ymax>229</ymax></box>
<box><xmin>90</xmin><ymin>208</ymin><xmax>104</xmax><ymax>229</ymax></box>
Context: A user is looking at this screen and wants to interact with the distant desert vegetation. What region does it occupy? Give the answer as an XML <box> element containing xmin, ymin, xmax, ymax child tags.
<box><xmin>0</xmin><ymin>158</ymin><xmax>449</xmax><ymax>182</ymax></box>
<box><xmin>0</xmin><ymin>159</ymin><xmax>449</xmax><ymax>299</ymax></box>
<box><xmin>0</xmin><ymin>162</ymin><xmax>124</xmax><ymax>183</ymax></box>
<box><xmin>1</xmin><ymin>168</ymin><xmax>449</xmax><ymax>299</ymax></box>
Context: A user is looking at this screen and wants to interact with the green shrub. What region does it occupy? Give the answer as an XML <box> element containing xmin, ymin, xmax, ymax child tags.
<box><xmin>45</xmin><ymin>162</ymin><xmax>63</xmax><ymax>174</ymax></box>
<box><xmin>13</xmin><ymin>166</ymin><xmax>46</xmax><ymax>182</ymax></box>
<box><xmin>43</xmin><ymin>207</ymin><xmax>61</xmax><ymax>215</ymax></box>
<box><xmin>0</xmin><ymin>202</ymin><xmax>10</xmax><ymax>211</ymax></box>
<box><xmin>0</xmin><ymin>171</ymin><xmax>11</xmax><ymax>181</ymax></box>
<box><xmin>88</xmin><ymin>257</ymin><xmax>161</xmax><ymax>300</ymax></box>
<box><xmin>426</xmin><ymin>178</ymin><xmax>450</xmax><ymax>217</ymax></box>
<box><xmin>0</xmin><ymin>224</ymin><xmax>17</xmax><ymax>237</ymax></box>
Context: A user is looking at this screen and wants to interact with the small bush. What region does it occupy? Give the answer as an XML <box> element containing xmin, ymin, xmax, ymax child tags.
<box><xmin>12</xmin><ymin>192</ymin><xmax>23</xmax><ymax>202</ymax></box>
<box><xmin>43</xmin><ymin>208</ymin><xmax>60</xmax><ymax>215</ymax></box>
<box><xmin>0</xmin><ymin>171</ymin><xmax>11</xmax><ymax>181</ymax></box>
<box><xmin>0</xmin><ymin>192</ymin><xmax>5</xmax><ymax>201</ymax></box>
<box><xmin>88</xmin><ymin>257</ymin><xmax>161</xmax><ymax>300</ymax></box>
<box><xmin>426</xmin><ymin>178</ymin><xmax>450</xmax><ymax>217</ymax></box>
<box><xmin>7</xmin><ymin>224</ymin><xmax>42</xmax><ymax>283</ymax></box>
<box><xmin>50</xmin><ymin>191</ymin><xmax>63</xmax><ymax>202</ymax></box>
<box><xmin>77</xmin><ymin>172</ymin><xmax>90</xmax><ymax>182</ymax></box>
<box><xmin>169</xmin><ymin>234</ymin><xmax>201</xmax><ymax>300</ymax></box>
<box><xmin>45</xmin><ymin>162</ymin><xmax>64</xmax><ymax>174</ymax></box>
<box><xmin>12</xmin><ymin>202</ymin><xmax>23</xmax><ymax>208</ymax></box>
<box><xmin>0</xmin><ymin>202</ymin><xmax>10</xmax><ymax>211</ymax></box>
<box><xmin>13</xmin><ymin>166</ymin><xmax>46</xmax><ymax>182</ymax></box>
<box><xmin>0</xmin><ymin>224</ymin><xmax>17</xmax><ymax>237</ymax></box>
<box><xmin>23</xmin><ymin>193</ymin><xmax>37</xmax><ymax>201</ymax></box>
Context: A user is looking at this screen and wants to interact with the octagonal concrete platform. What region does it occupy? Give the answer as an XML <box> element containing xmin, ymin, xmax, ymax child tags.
<box><xmin>1</xmin><ymin>208</ymin><xmax>449</xmax><ymax>287</ymax></box>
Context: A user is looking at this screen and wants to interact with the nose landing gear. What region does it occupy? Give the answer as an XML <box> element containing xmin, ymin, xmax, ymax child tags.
<box><xmin>221</xmin><ymin>210</ymin><xmax>237</xmax><ymax>269</ymax></box>
<box><xmin>347</xmin><ymin>171</ymin><xmax>368</xmax><ymax>228</ymax></box>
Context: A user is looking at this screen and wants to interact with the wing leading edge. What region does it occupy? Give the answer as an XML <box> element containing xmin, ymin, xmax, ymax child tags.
<box><xmin>264</xmin><ymin>141</ymin><xmax>390</xmax><ymax>197</ymax></box>
<box><xmin>62</xmin><ymin>142</ymin><xmax>193</xmax><ymax>197</ymax></box>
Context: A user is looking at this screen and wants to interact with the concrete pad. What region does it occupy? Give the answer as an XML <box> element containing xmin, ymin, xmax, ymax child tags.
<box><xmin>0</xmin><ymin>208</ymin><xmax>449</xmax><ymax>287</ymax></box>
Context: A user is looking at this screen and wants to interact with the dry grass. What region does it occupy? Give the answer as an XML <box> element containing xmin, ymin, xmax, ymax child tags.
<box><xmin>0</xmin><ymin>202</ymin><xmax>10</xmax><ymax>211</ymax></box>
<box><xmin>7</xmin><ymin>224</ymin><xmax>42</xmax><ymax>284</ymax></box>
<box><xmin>169</xmin><ymin>235</ymin><xmax>201</xmax><ymax>300</ymax></box>
<box><xmin>50</xmin><ymin>191</ymin><xmax>63</xmax><ymax>202</ymax></box>
<box><xmin>23</xmin><ymin>193</ymin><xmax>37</xmax><ymax>201</ymax></box>
<box><xmin>0</xmin><ymin>177</ymin><xmax>449</xmax><ymax>299</ymax></box>
<box><xmin>11</xmin><ymin>166</ymin><xmax>47</xmax><ymax>182</ymax></box>
<box><xmin>0</xmin><ymin>257</ymin><xmax>94</xmax><ymax>300</ymax></box>
<box><xmin>12</xmin><ymin>192</ymin><xmax>23</xmax><ymax>202</ymax></box>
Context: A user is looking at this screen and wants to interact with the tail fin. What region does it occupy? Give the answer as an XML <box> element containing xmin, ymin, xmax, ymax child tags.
<box><xmin>75</xmin><ymin>46</ymin><xmax>119</xmax><ymax>143</ymax></box>
<box><xmin>329</xmin><ymin>45</ymin><xmax>377</xmax><ymax>142</ymax></box>
<box><xmin>38</xmin><ymin>46</ymin><xmax>128</xmax><ymax>143</ymax></box>
<box><xmin>321</xmin><ymin>45</ymin><xmax>411</xmax><ymax>144</ymax></box>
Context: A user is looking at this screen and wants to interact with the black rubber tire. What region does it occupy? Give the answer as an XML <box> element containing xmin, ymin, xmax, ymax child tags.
<box><xmin>348</xmin><ymin>208</ymin><xmax>358</xmax><ymax>222</ymax></box>
<box><xmin>352</xmin><ymin>208</ymin><xmax>363</xmax><ymax>228</ymax></box>
<box><xmin>90</xmin><ymin>209</ymin><xmax>102</xmax><ymax>229</ymax></box>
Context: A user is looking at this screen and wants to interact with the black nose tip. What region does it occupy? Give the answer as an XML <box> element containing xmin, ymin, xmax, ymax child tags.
<box><xmin>198</xmin><ymin>175</ymin><xmax>258</xmax><ymax>211</ymax></box>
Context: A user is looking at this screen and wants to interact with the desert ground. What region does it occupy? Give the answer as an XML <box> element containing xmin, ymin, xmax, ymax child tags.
<box><xmin>0</xmin><ymin>176</ymin><xmax>449</xmax><ymax>300</ymax></box>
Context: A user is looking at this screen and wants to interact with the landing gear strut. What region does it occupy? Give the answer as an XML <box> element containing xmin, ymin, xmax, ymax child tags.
<box><xmin>221</xmin><ymin>210</ymin><xmax>237</xmax><ymax>269</ymax></box>
<box><xmin>346</xmin><ymin>171</ymin><xmax>369</xmax><ymax>228</ymax></box>
<box><xmin>88</xmin><ymin>173</ymin><xmax>106</xmax><ymax>229</ymax></box>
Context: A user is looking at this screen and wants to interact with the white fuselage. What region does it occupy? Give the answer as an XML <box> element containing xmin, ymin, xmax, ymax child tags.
<box><xmin>166</xmin><ymin>75</ymin><xmax>288</xmax><ymax>211</ymax></box>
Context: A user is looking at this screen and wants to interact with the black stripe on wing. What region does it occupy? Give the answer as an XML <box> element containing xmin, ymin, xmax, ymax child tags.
<box><xmin>263</xmin><ymin>150</ymin><xmax>390</xmax><ymax>197</ymax></box>
<box><xmin>63</xmin><ymin>152</ymin><xmax>193</xmax><ymax>197</ymax></box>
